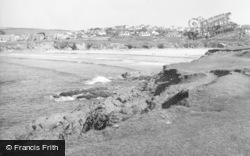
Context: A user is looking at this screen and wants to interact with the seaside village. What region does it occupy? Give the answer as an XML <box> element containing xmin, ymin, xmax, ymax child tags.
<box><xmin>1</xmin><ymin>12</ymin><xmax>250</xmax><ymax>43</ymax></box>
<box><xmin>1</xmin><ymin>24</ymin><xmax>250</xmax><ymax>43</ymax></box>
<box><xmin>0</xmin><ymin>25</ymin><xmax>188</xmax><ymax>43</ymax></box>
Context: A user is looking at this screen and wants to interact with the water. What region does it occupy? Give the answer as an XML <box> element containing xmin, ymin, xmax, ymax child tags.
<box><xmin>0</xmin><ymin>49</ymin><xmax>207</xmax><ymax>137</ymax></box>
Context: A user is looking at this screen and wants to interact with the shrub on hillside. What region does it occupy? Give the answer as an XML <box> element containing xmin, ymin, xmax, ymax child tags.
<box><xmin>53</xmin><ymin>42</ymin><xmax>77</xmax><ymax>50</ymax></box>
<box><xmin>157</xmin><ymin>44</ymin><xmax>165</xmax><ymax>49</ymax></box>
<box><xmin>86</xmin><ymin>43</ymin><xmax>92</xmax><ymax>50</ymax></box>
<box><xmin>0</xmin><ymin>30</ymin><xmax>5</xmax><ymax>35</ymax></box>
<box><xmin>126</xmin><ymin>44</ymin><xmax>135</xmax><ymax>49</ymax></box>
<box><xmin>142</xmin><ymin>45</ymin><xmax>150</xmax><ymax>49</ymax></box>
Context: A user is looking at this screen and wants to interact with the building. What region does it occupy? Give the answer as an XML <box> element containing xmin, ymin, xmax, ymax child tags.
<box><xmin>138</xmin><ymin>31</ymin><xmax>151</xmax><ymax>36</ymax></box>
<box><xmin>97</xmin><ymin>30</ymin><xmax>107</xmax><ymax>36</ymax></box>
<box><xmin>166</xmin><ymin>31</ymin><xmax>182</xmax><ymax>37</ymax></box>
<box><xmin>119</xmin><ymin>31</ymin><xmax>131</xmax><ymax>36</ymax></box>
<box><xmin>54</xmin><ymin>34</ymin><xmax>68</xmax><ymax>40</ymax></box>
<box><xmin>151</xmin><ymin>30</ymin><xmax>160</xmax><ymax>36</ymax></box>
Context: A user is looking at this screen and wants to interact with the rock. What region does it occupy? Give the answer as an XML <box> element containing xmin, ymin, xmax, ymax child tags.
<box><xmin>121</xmin><ymin>71</ymin><xmax>153</xmax><ymax>79</ymax></box>
<box><xmin>217</xmin><ymin>43</ymin><xmax>227</xmax><ymax>48</ymax></box>
<box><xmin>162</xmin><ymin>90</ymin><xmax>189</xmax><ymax>109</ymax></box>
<box><xmin>31</xmin><ymin>113</ymin><xmax>66</xmax><ymax>131</ymax></box>
<box><xmin>82</xmin><ymin>107</ymin><xmax>109</xmax><ymax>133</ymax></box>
<box><xmin>121</xmin><ymin>71</ymin><xmax>142</xmax><ymax>78</ymax></box>
<box><xmin>154</xmin><ymin>68</ymin><xmax>182</xmax><ymax>96</ymax></box>
<box><xmin>210</xmin><ymin>70</ymin><xmax>231</xmax><ymax>77</ymax></box>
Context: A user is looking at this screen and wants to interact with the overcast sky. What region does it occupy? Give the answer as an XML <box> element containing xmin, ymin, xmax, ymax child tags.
<box><xmin>0</xmin><ymin>0</ymin><xmax>250</xmax><ymax>30</ymax></box>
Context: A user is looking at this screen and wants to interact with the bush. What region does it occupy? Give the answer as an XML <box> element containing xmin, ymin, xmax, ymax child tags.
<box><xmin>126</xmin><ymin>44</ymin><xmax>134</xmax><ymax>49</ymax></box>
<box><xmin>142</xmin><ymin>45</ymin><xmax>150</xmax><ymax>49</ymax></box>
<box><xmin>157</xmin><ymin>44</ymin><xmax>164</xmax><ymax>49</ymax></box>
<box><xmin>86</xmin><ymin>43</ymin><xmax>92</xmax><ymax>50</ymax></box>
<box><xmin>0</xmin><ymin>30</ymin><xmax>5</xmax><ymax>35</ymax></box>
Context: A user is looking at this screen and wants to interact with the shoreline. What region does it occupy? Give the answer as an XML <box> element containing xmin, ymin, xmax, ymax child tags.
<box><xmin>45</xmin><ymin>48</ymin><xmax>210</xmax><ymax>57</ymax></box>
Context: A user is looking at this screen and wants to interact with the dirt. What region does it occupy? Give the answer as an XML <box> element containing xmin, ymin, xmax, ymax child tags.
<box><xmin>4</xmin><ymin>47</ymin><xmax>250</xmax><ymax>155</ymax></box>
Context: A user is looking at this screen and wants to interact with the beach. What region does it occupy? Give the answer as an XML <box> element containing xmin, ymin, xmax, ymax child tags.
<box><xmin>0</xmin><ymin>49</ymin><xmax>207</xmax><ymax>138</ymax></box>
<box><xmin>0</xmin><ymin>47</ymin><xmax>250</xmax><ymax>156</ymax></box>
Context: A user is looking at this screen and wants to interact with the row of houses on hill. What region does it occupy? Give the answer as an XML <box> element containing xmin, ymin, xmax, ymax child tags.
<box><xmin>0</xmin><ymin>25</ymin><xmax>188</xmax><ymax>43</ymax></box>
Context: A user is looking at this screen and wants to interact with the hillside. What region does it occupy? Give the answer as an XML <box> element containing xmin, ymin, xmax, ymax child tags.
<box><xmin>0</xmin><ymin>27</ymin><xmax>67</xmax><ymax>35</ymax></box>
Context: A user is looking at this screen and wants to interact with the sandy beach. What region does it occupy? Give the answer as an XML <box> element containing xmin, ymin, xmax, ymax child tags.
<box><xmin>0</xmin><ymin>49</ymin><xmax>207</xmax><ymax>137</ymax></box>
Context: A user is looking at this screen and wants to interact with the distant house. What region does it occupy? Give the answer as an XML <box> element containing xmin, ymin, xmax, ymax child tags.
<box><xmin>54</xmin><ymin>34</ymin><xmax>68</xmax><ymax>40</ymax></box>
<box><xmin>119</xmin><ymin>31</ymin><xmax>131</xmax><ymax>36</ymax></box>
<box><xmin>244</xmin><ymin>28</ymin><xmax>250</xmax><ymax>35</ymax></box>
<box><xmin>80</xmin><ymin>34</ymin><xmax>89</xmax><ymax>38</ymax></box>
<box><xmin>241</xmin><ymin>25</ymin><xmax>250</xmax><ymax>35</ymax></box>
<box><xmin>130</xmin><ymin>31</ymin><xmax>136</xmax><ymax>35</ymax></box>
<box><xmin>151</xmin><ymin>30</ymin><xmax>160</xmax><ymax>36</ymax></box>
<box><xmin>166</xmin><ymin>31</ymin><xmax>182</xmax><ymax>37</ymax></box>
<box><xmin>97</xmin><ymin>30</ymin><xmax>107</xmax><ymax>36</ymax></box>
<box><xmin>138</xmin><ymin>31</ymin><xmax>151</xmax><ymax>36</ymax></box>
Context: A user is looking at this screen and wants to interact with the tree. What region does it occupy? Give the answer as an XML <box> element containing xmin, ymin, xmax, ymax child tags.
<box><xmin>0</xmin><ymin>30</ymin><xmax>5</xmax><ymax>35</ymax></box>
<box><xmin>37</xmin><ymin>32</ymin><xmax>45</xmax><ymax>36</ymax></box>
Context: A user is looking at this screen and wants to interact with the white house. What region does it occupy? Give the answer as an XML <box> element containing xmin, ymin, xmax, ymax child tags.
<box><xmin>119</xmin><ymin>31</ymin><xmax>131</xmax><ymax>36</ymax></box>
<box><xmin>245</xmin><ymin>29</ymin><xmax>250</xmax><ymax>35</ymax></box>
<box><xmin>151</xmin><ymin>30</ymin><xmax>160</xmax><ymax>36</ymax></box>
<box><xmin>54</xmin><ymin>34</ymin><xmax>68</xmax><ymax>40</ymax></box>
<box><xmin>166</xmin><ymin>32</ymin><xmax>182</xmax><ymax>37</ymax></box>
<box><xmin>138</xmin><ymin>31</ymin><xmax>151</xmax><ymax>36</ymax></box>
<box><xmin>97</xmin><ymin>30</ymin><xmax>107</xmax><ymax>36</ymax></box>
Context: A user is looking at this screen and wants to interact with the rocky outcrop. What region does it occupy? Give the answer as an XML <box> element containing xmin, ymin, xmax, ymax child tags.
<box><xmin>52</xmin><ymin>87</ymin><xmax>112</xmax><ymax>101</ymax></box>
<box><xmin>121</xmin><ymin>71</ymin><xmax>153</xmax><ymax>79</ymax></box>
<box><xmin>205</xmin><ymin>45</ymin><xmax>250</xmax><ymax>55</ymax></box>
<box><xmin>162</xmin><ymin>90</ymin><xmax>189</xmax><ymax>109</ymax></box>
<box><xmin>16</xmin><ymin>66</ymin><xmax>215</xmax><ymax>140</ymax></box>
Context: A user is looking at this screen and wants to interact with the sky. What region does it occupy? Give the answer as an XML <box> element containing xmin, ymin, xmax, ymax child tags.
<box><xmin>0</xmin><ymin>0</ymin><xmax>250</xmax><ymax>30</ymax></box>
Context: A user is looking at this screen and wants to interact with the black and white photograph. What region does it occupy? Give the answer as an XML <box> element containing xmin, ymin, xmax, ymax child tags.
<box><xmin>0</xmin><ymin>0</ymin><xmax>250</xmax><ymax>155</ymax></box>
